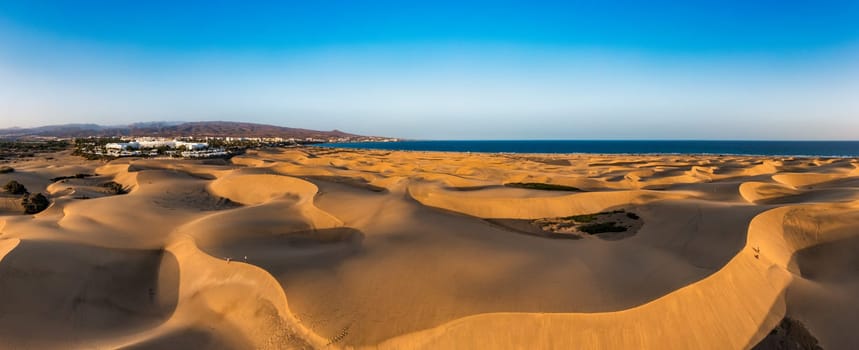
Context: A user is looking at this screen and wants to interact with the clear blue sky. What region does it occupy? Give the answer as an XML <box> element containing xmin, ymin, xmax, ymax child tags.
<box><xmin>1</xmin><ymin>0</ymin><xmax>857</xmax><ymax>139</ymax></box>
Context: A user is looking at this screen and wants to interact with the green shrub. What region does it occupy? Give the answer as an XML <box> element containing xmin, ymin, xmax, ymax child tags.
<box><xmin>21</xmin><ymin>193</ymin><xmax>50</xmax><ymax>214</ymax></box>
<box><xmin>50</xmin><ymin>173</ymin><xmax>94</xmax><ymax>182</ymax></box>
<box><xmin>3</xmin><ymin>180</ymin><xmax>28</xmax><ymax>195</ymax></box>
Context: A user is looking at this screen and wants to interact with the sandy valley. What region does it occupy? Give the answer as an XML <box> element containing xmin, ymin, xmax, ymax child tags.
<box><xmin>1</xmin><ymin>147</ymin><xmax>857</xmax><ymax>349</ymax></box>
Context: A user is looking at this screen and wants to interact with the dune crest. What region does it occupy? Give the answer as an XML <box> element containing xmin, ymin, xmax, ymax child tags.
<box><xmin>209</xmin><ymin>173</ymin><xmax>318</xmax><ymax>206</ymax></box>
<box><xmin>378</xmin><ymin>202</ymin><xmax>859</xmax><ymax>349</ymax></box>
<box><xmin>1</xmin><ymin>149</ymin><xmax>857</xmax><ymax>349</ymax></box>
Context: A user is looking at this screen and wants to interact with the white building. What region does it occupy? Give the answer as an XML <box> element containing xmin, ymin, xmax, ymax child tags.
<box><xmin>181</xmin><ymin>148</ymin><xmax>229</xmax><ymax>158</ymax></box>
<box><xmin>106</xmin><ymin>142</ymin><xmax>140</xmax><ymax>150</ymax></box>
<box><xmin>175</xmin><ymin>141</ymin><xmax>208</xmax><ymax>150</ymax></box>
<box><xmin>137</xmin><ymin>139</ymin><xmax>175</xmax><ymax>148</ymax></box>
<box><xmin>106</xmin><ymin>140</ymin><xmax>208</xmax><ymax>151</ymax></box>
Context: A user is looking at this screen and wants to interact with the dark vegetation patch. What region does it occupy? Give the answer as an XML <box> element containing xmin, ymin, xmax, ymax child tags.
<box><xmin>2</xmin><ymin>180</ymin><xmax>51</xmax><ymax>214</ymax></box>
<box><xmin>578</xmin><ymin>222</ymin><xmax>628</xmax><ymax>234</ymax></box>
<box><xmin>489</xmin><ymin>209</ymin><xmax>642</xmax><ymax>241</ymax></box>
<box><xmin>50</xmin><ymin>173</ymin><xmax>95</xmax><ymax>182</ymax></box>
<box><xmin>200</xmin><ymin>158</ymin><xmax>230</xmax><ymax>166</ymax></box>
<box><xmin>3</xmin><ymin>180</ymin><xmax>28</xmax><ymax>195</ymax></box>
<box><xmin>75</xmin><ymin>152</ymin><xmax>117</xmax><ymax>161</ymax></box>
<box><xmin>306</xmin><ymin>148</ymin><xmax>358</xmax><ymax>158</ymax></box>
<box><xmin>21</xmin><ymin>193</ymin><xmax>50</xmax><ymax>214</ymax></box>
<box><xmin>753</xmin><ymin>317</ymin><xmax>823</xmax><ymax>350</ymax></box>
<box><xmin>562</xmin><ymin>210</ymin><xmax>627</xmax><ymax>223</ymax></box>
<box><xmin>518</xmin><ymin>157</ymin><xmax>571</xmax><ymax>166</ymax></box>
<box><xmin>0</xmin><ymin>166</ymin><xmax>13</xmax><ymax>174</ymax></box>
<box><xmin>0</xmin><ymin>140</ymin><xmax>70</xmax><ymax>159</ymax></box>
<box><xmin>563</xmin><ymin>214</ymin><xmax>597</xmax><ymax>223</ymax></box>
<box><xmin>101</xmin><ymin>181</ymin><xmax>129</xmax><ymax>195</ymax></box>
<box><xmin>485</xmin><ymin>219</ymin><xmax>584</xmax><ymax>240</ymax></box>
<box><xmin>504</xmin><ymin>182</ymin><xmax>582</xmax><ymax>192</ymax></box>
<box><xmin>537</xmin><ymin>209</ymin><xmax>641</xmax><ymax>240</ymax></box>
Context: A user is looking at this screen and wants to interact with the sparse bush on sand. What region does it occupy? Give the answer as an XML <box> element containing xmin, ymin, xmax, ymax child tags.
<box><xmin>3</xmin><ymin>180</ymin><xmax>28</xmax><ymax>195</ymax></box>
<box><xmin>563</xmin><ymin>210</ymin><xmax>626</xmax><ymax>223</ymax></box>
<box><xmin>50</xmin><ymin>173</ymin><xmax>94</xmax><ymax>182</ymax></box>
<box><xmin>0</xmin><ymin>166</ymin><xmax>13</xmax><ymax>174</ymax></box>
<box><xmin>21</xmin><ymin>192</ymin><xmax>50</xmax><ymax>214</ymax></box>
<box><xmin>578</xmin><ymin>222</ymin><xmax>628</xmax><ymax>234</ymax></box>
<box><xmin>101</xmin><ymin>181</ymin><xmax>128</xmax><ymax>195</ymax></box>
<box><xmin>563</xmin><ymin>214</ymin><xmax>597</xmax><ymax>223</ymax></box>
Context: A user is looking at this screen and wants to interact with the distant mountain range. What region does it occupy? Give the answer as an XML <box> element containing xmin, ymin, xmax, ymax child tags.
<box><xmin>0</xmin><ymin>121</ymin><xmax>362</xmax><ymax>139</ymax></box>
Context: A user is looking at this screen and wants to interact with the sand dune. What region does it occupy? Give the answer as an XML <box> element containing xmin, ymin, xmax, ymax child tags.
<box><xmin>1</xmin><ymin>149</ymin><xmax>857</xmax><ymax>349</ymax></box>
<box><xmin>739</xmin><ymin>181</ymin><xmax>800</xmax><ymax>203</ymax></box>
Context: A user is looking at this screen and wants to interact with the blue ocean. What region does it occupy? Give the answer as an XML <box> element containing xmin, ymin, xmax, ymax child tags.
<box><xmin>321</xmin><ymin>140</ymin><xmax>859</xmax><ymax>157</ymax></box>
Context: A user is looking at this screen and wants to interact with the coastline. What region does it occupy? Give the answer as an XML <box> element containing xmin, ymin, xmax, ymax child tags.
<box><xmin>314</xmin><ymin>144</ymin><xmax>859</xmax><ymax>159</ymax></box>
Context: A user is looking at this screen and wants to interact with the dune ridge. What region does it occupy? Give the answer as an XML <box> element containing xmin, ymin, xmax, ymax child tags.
<box><xmin>378</xmin><ymin>202</ymin><xmax>859</xmax><ymax>349</ymax></box>
<box><xmin>0</xmin><ymin>148</ymin><xmax>857</xmax><ymax>349</ymax></box>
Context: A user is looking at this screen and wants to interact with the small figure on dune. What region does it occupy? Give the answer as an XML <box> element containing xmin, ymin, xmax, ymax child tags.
<box><xmin>752</xmin><ymin>245</ymin><xmax>760</xmax><ymax>259</ymax></box>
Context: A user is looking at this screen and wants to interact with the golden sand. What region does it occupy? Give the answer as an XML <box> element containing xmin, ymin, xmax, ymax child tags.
<box><xmin>0</xmin><ymin>147</ymin><xmax>857</xmax><ymax>349</ymax></box>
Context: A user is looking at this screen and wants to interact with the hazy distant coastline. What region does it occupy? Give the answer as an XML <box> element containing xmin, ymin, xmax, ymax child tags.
<box><xmin>0</xmin><ymin>121</ymin><xmax>395</xmax><ymax>143</ymax></box>
<box><xmin>322</xmin><ymin>140</ymin><xmax>859</xmax><ymax>157</ymax></box>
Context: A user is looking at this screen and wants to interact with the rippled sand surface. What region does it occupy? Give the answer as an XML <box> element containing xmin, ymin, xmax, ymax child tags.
<box><xmin>1</xmin><ymin>148</ymin><xmax>857</xmax><ymax>349</ymax></box>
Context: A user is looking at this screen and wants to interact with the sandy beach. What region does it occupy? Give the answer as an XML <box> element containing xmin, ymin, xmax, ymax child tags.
<box><xmin>0</xmin><ymin>147</ymin><xmax>857</xmax><ymax>349</ymax></box>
